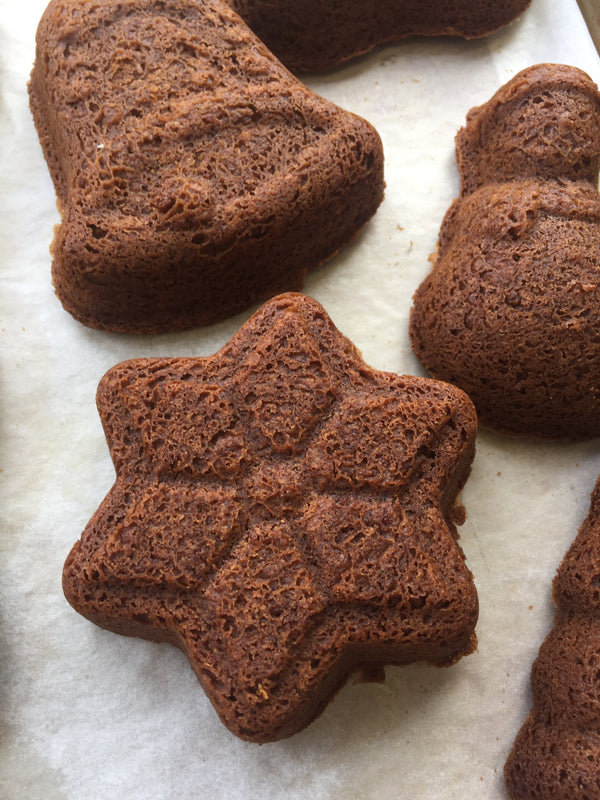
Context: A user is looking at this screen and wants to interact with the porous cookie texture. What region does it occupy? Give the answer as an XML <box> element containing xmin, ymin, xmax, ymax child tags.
<box><xmin>229</xmin><ymin>0</ymin><xmax>531</xmax><ymax>72</ymax></box>
<box><xmin>63</xmin><ymin>293</ymin><xmax>479</xmax><ymax>742</ymax></box>
<box><xmin>504</xmin><ymin>476</ymin><xmax>600</xmax><ymax>799</ymax></box>
<box><xmin>28</xmin><ymin>0</ymin><xmax>384</xmax><ymax>334</ymax></box>
<box><xmin>409</xmin><ymin>64</ymin><xmax>600</xmax><ymax>440</ymax></box>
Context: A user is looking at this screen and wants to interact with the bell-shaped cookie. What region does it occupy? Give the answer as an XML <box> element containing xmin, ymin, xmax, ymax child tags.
<box><xmin>29</xmin><ymin>0</ymin><xmax>384</xmax><ymax>333</ymax></box>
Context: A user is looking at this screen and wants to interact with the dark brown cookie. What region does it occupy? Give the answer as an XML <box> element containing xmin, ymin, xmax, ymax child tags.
<box><xmin>504</xmin><ymin>476</ymin><xmax>600</xmax><ymax>799</ymax></box>
<box><xmin>229</xmin><ymin>0</ymin><xmax>531</xmax><ymax>72</ymax></box>
<box><xmin>63</xmin><ymin>293</ymin><xmax>479</xmax><ymax>742</ymax></box>
<box><xmin>409</xmin><ymin>64</ymin><xmax>600</xmax><ymax>439</ymax></box>
<box><xmin>28</xmin><ymin>0</ymin><xmax>384</xmax><ymax>333</ymax></box>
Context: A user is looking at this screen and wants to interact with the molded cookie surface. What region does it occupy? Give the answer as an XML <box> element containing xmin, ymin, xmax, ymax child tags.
<box><xmin>230</xmin><ymin>0</ymin><xmax>531</xmax><ymax>72</ymax></box>
<box><xmin>29</xmin><ymin>0</ymin><xmax>384</xmax><ymax>333</ymax></box>
<box><xmin>63</xmin><ymin>293</ymin><xmax>479</xmax><ymax>742</ymax></box>
<box><xmin>504</xmin><ymin>476</ymin><xmax>600</xmax><ymax>799</ymax></box>
<box><xmin>410</xmin><ymin>64</ymin><xmax>600</xmax><ymax>440</ymax></box>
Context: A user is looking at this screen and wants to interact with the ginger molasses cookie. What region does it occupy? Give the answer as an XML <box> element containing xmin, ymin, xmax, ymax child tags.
<box><xmin>29</xmin><ymin>0</ymin><xmax>384</xmax><ymax>333</ymax></box>
<box><xmin>63</xmin><ymin>293</ymin><xmax>479</xmax><ymax>742</ymax></box>
<box><xmin>410</xmin><ymin>64</ymin><xmax>600</xmax><ymax>439</ymax></box>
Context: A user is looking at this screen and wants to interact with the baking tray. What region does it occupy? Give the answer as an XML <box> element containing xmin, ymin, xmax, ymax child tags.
<box><xmin>578</xmin><ymin>0</ymin><xmax>600</xmax><ymax>54</ymax></box>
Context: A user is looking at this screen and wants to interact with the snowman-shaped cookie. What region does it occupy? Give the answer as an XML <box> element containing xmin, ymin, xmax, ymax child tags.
<box><xmin>410</xmin><ymin>64</ymin><xmax>600</xmax><ymax>439</ymax></box>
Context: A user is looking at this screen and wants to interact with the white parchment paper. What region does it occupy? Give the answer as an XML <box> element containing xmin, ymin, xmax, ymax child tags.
<box><xmin>1</xmin><ymin>1</ymin><xmax>600</xmax><ymax>798</ymax></box>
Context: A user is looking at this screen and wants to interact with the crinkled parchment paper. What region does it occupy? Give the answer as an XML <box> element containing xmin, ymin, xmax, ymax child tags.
<box><xmin>1</xmin><ymin>1</ymin><xmax>600</xmax><ymax>797</ymax></box>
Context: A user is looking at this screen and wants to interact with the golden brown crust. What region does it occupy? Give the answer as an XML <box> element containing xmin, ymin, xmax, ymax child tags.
<box><xmin>504</xmin><ymin>476</ymin><xmax>600</xmax><ymax>799</ymax></box>
<box><xmin>409</xmin><ymin>64</ymin><xmax>600</xmax><ymax>440</ymax></box>
<box><xmin>28</xmin><ymin>0</ymin><xmax>384</xmax><ymax>333</ymax></box>
<box><xmin>63</xmin><ymin>293</ymin><xmax>479</xmax><ymax>742</ymax></box>
<box><xmin>229</xmin><ymin>0</ymin><xmax>531</xmax><ymax>72</ymax></box>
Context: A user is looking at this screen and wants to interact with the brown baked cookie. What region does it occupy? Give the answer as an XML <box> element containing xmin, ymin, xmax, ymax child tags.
<box><xmin>229</xmin><ymin>0</ymin><xmax>531</xmax><ymax>72</ymax></box>
<box><xmin>504</xmin><ymin>475</ymin><xmax>600</xmax><ymax>799</ymax></box>
<box><xmin>28</xmin><ymin>0</ymin><xmax>384</xmax><ymax>334</ymax></box>
<box><xmin>409</xmin><ymin>64</ymin><xmax>600</xmax><ymax>440</ymax></box>
<box><xmin>63</xmin><ymin>293</ymin><xmax>479</xmax><ymax>742</ymax></box>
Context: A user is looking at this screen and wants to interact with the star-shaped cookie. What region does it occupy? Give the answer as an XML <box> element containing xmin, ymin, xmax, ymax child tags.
<box><xmin>63</xmin><ymin>293</ymin><xmax>479</xmax><ymax>742</ymax></box>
